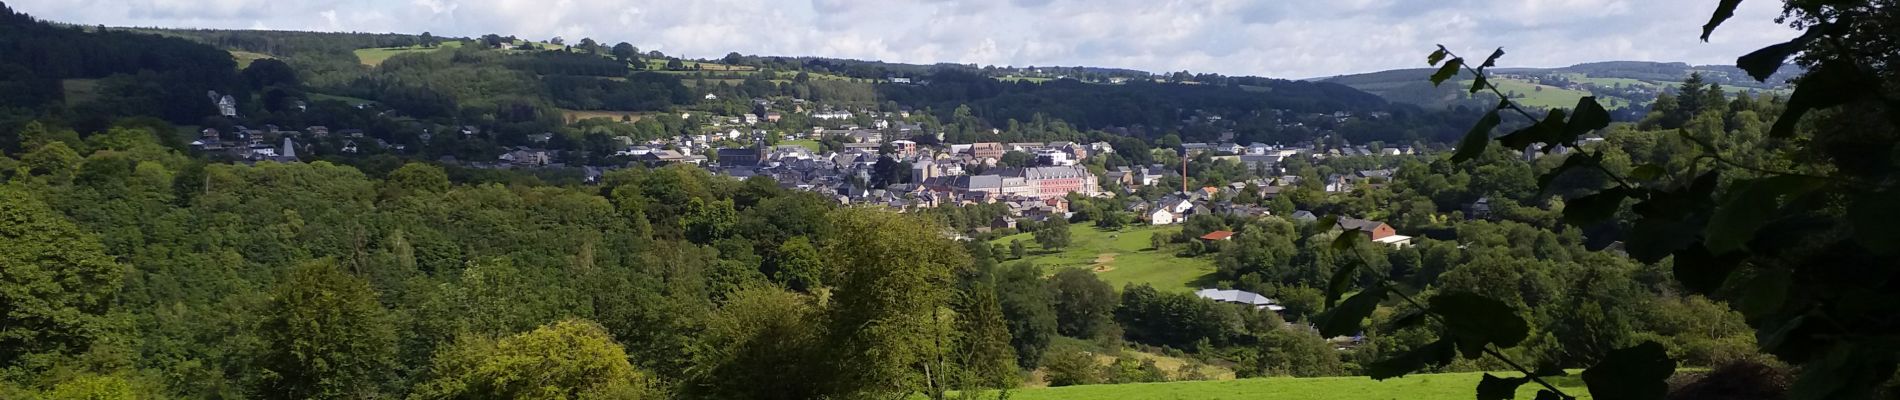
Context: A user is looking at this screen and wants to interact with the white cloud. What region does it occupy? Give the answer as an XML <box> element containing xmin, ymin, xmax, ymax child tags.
<box><xmin>8</xmin><ymin>0</ymin><xmax>1800</xmax><ymax>78</ymax></box>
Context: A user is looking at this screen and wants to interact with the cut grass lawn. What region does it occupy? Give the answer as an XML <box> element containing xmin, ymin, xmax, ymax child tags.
<box><xmin>355</xmin><ymin>41</ymin><xmax>464</xmax><ymax>67</ymax></box>
<box><xmin>989</xmin><ymin>224</ymin><xmax>1214</xmax><ymax>292</ymax></box>
<box><xmin>994</xmin><ymin>371</ymin><xmax>1591</xmax><ymax>400</ymax></box>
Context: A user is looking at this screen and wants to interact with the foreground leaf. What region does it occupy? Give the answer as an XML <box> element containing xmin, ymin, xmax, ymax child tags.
<box><xmin>1430</xmin><ymin>58</ymin><xmax>1465</xmax><ymax>86</ymax></box>
<box><xmin>1561</xmin><ymin>97</ymin><xmax>1611</xmax><ymax>141</ymax></box>
<box><xmin>1700</xmin><ymin>0</ymin><xmax>1743</xmax><ymax>41</ymax></box>
<box><xmin>1562</xmin><ymin>187</ymin><xmax>1631</xmax><ymax>226</ymax></box>
<box><xmin>1480</xmin><ymin>47</ymin><xmax>1506</xmax><ymax>69</ymax></box>
<box><xmin>1669</xmin><ymin>244</ymin><xmax>1744</xmax><ymax>294</ymax></box>
<box><xmin>1771</xmin><ymin>63</ymin><xmax>1864</xmax><ymax>138</ymax></box>
<box><xmin>1477</xmin><ymin>373</ymin><xmax>1532</xmax><ymax>400</ymax></box>
<box><xmin>1704</xmin><ymin>175</ymin><xmax>1823</xmax><ymax>253</ymax></box>
<box><xmin>1367</xmin><ymin>338</ymin><xmax>1456</xmax><ymax>380</ymax></box>
<box><xmin>1317</xmin><ymin>286</ymin><xmax>1387</xmax><ymax>337</ymax></box>
<box><xmin>1583</xmin><ymin>341</ymin><xmax>1675</xmax><ymax>400</ymax></box>
<box><xmin>1429</xmin><ymin>292</ymin><xmax>1530</xmax><ymax>357</ymax></box>
<box><xmin>1737</xmin><ymin>25</ymin><xmax>1825</xmax><ymax>82</ymax></box>
<box><xmin>1451</xmin><ymin>101</ymin><xmax>1506</xmax><ymax>162</ymax></box>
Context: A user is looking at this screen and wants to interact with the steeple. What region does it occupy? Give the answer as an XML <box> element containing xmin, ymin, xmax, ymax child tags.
<box><xmin>282</xmin><ymin>137</ymin><xmax>297</xmax><ymax>160</ymax></box>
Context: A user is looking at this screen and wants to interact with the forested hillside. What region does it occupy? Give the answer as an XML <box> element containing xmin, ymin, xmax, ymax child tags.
<box><xmin>0</xmin><ymin>4</ymin><xmax>240</xmax><ymax>138</ymax></box>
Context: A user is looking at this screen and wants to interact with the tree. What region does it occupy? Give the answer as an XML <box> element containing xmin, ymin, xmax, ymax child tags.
<box><xmin>772</xmin><ymin>236</ymin><xmax>826</xmax><ymax>292</ymax></box>
<box><xmin>821</xmin><ymin>209</ymin><xmax>968</xmax><ymax>397</ymax></box>
<box><xmin>999</xmin><ymin>151</ymin><xmax>1034</xmax><ymax>168</ymax></box>
<box><xmin>242</xmin><ymin>58</ymin><xmax>299</xmax><ymax>91</ymax></box>
<box><xmin>411</xmin><ymin>319</ymin><xmax>657</xmax><ymax>399</ymax></box>
<box><xmin>1009</xmin><ymin>239</ymin><xmax>1026</xmax><ymax>259</ymax></box>
<box><xmin>665</xmin><ymin>58</ymin><xmax>685</xmax><ymax>70</ymax></box>
<box><xmin>257</xmin><ymin>260</ymin><xmax>397</xmax><ymax>399</ymax></box>
<box><xmin>1256</xmin><ymin>327</ymin><xmax>1344</xmax><ymax>377</ymax></box>
<box><xmin>1034</xmin><ymin>217</ymin><xmax>1072</xmax><ymax>250</ymax></box>
<box><xmin>1040</xmin><ymin>349</ymin><xmax>1101</xmax><ymax>387</ymax></box>
<box><xmin>419</xmin><ymin>32</ymin><xmax>436</xmax><ymax>47</ymax></box>
<box><xmin>380</xmin><ymin>162</ymin><xmax>449</xmax><ymax>198</ymax></box>
<box><xmin>994</xmin><ymin>262</ymin><xmax>1056</xmax><ymax>370</ymax></box>
<box><xmin>953</xmin><ymin>277</ymin><xmax>1021</xmax><ymax>391</ymax></box>
<box><xmin>1047</xmin><ymin>268</ymin><xmax>1118</xmax><ymax>339</ymax></box>
<box><xmin>577</xmin><ymin>38</ymin><xmax>599</xmax><ymax>54</ymax></box>
<box><xmin>722</xmin><ymin>52</ymin><xmax>744</xmax><ymax>65</ymax></box>
<box><xmin>0</xmin><ymin>185</ymin><xmax>124</xmax><ymax>369</ymax></box>
<box><xmin>611</xmin><ymin>42</ymin><xmax>637</xmax><ymax>62</ymax></box>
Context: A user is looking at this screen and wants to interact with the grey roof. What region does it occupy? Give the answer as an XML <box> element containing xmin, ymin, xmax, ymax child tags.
<box><xmin>957</xmin><ymin>175</ymin><xmax>1004</xmax><ymax>191</ymax></box>
<box><xmin>1195</xmin><ymin>289</ymin><xmax>1285</xmax><ymax>311</ymax></box>
<box><xmin>1022</xmin><ymin>166</ymin><xmax>1091</xmax><ymax>180</ymax></box>
<box><xmin>1337</xmin><ymin>217</ymin><xmax>1386</xmax><ymax>231</ymax></box>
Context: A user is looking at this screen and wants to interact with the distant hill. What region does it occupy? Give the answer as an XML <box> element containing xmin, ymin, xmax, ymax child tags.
<box><xmin>1320</xmin><ymin>61</ymin><xmax>1803</xmax><ymax>114</ymax></box>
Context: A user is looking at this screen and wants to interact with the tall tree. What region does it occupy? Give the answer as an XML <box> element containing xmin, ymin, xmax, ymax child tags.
<box><xmin>0</xmin><ymin>185</ymin><xmax>124</xmax><ymax>369</ymax></box>
<box><xmin>611</xmin><ymin>42</ymin><xmax>638</xmax><ymax>62</ymax></box>
<box><xmin>256</xmin><ymin>260</ymin><xmax>397</xmax><ymax>399</ymax></box>
<box><xmin>411</xmin><ymin>319</ymin><xmax>656</xmax><ymax>399</ymax></box>
<box><xmin>1047</xmin><ymin>268</ymin><xmax>1119</xmax><ymax>339</ymax></box>
<box><xmin>820</xmin><ymin>209</ymin><xmax>968</xmax><ymax>397</ymax></box>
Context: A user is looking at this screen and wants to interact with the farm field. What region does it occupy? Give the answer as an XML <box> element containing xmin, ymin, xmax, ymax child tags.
<box><xmin>1466</xmin><ymin>78</ymin><xmax>1632</xmax><ymax>109</ymax></box>
<box><xmin>989</xmin><ymin>224</ymin><xmax>1214</xmax><ymax>292</ymax></box>
<box><xmin>354</xmin><ymin>40</ymin><xmax>464</xmax><ymax>66</ymax></box>
<box><xmin>996</xmin><ymin>372</ymin><xmax>1590</xmax><ymax>400</ymax></box>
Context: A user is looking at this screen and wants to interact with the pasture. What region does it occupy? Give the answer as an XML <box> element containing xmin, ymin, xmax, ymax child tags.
<box><xmin>989</xmin><ymin>224</ymin><xmax>1214</xmax><ymax>292</ymax></box>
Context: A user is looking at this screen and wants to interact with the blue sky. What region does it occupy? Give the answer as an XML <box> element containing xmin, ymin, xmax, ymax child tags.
<box><xmin>10</xmin><ymin>0</ymin><xmax>1800</xmax><ymax>78</ymax></box>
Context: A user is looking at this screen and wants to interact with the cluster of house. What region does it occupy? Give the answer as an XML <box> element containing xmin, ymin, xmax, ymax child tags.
<box><xmin>685</xmin><ymin>134</ymin><xmax>1109</xmax><ymax>212</ymax></box>
<box><xmin>189</xmin><ymin>125</ymin><xmax>321</xmax><ymax>163</ymax></box>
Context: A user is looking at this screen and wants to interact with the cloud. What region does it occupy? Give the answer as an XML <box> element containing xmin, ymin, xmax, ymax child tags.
<box><xmin>7</xmin><ymin>0</ymin><xmax>1799</xmax><ymax>78</ymax></box>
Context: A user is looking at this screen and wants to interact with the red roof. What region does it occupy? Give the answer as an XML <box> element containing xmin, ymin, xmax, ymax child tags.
<box><xmin>1199</xmin><ymin>230</ymin><xmax>1236</xmax><ymax>241</ymax></box>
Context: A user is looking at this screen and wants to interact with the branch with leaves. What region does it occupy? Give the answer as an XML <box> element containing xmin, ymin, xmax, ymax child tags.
<box><xmin>1405</xmin><ymin>1</ymin><xmax>1900</xmax><ymax>398</ymax></box>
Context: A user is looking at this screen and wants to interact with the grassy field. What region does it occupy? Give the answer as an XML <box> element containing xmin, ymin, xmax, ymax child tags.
<box><xmin>561</xmin><ymin>109</ymin><xmax>652</xmax><ymax>123</ymax></box>
<box><xmin>354</xmin><ymin>41</ymin><xmax>463</xmax><ymax>66</ymax></box>
<box><xmin>990</xmin><ymin>224</ymin><xmax>1214</xmax><ymax>292</ymax></box>
<box><xmin>229</xmin><ymin>50</ymin><xmax>274</xmax><ymax>69</ymax></box>
<box><xmin>61</xmin><ymin>79</ymin><xmax>101</xmax><ymax>107</ymax></box>
<box><xmin>781</xmin><ymin>139</ymin><xmax>823</xmax><ymax>152</ymax></box>
<box><xmin>997</xmin><ymin>372</ymin><xmax>1590</xmax><ymax>400</ymax></box>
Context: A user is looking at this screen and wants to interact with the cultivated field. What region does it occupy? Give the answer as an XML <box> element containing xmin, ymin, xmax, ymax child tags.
<box><xmin>990</xmin><ymin>224</ymin><xmax>1214</xmax><ymax>292</ymax></box>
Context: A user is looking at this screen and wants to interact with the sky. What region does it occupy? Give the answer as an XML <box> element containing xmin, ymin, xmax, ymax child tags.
<box><xmin>10</xmin><ymin>0</ymin><xmax>1801</xmax><ymax>78</ymax></box>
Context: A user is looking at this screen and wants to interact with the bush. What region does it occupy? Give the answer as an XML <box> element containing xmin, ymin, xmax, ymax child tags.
<box><xmin>1041</xmin><ymin>349</ymin><xmax>1102</xmax><ymax>387</ymax></box>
